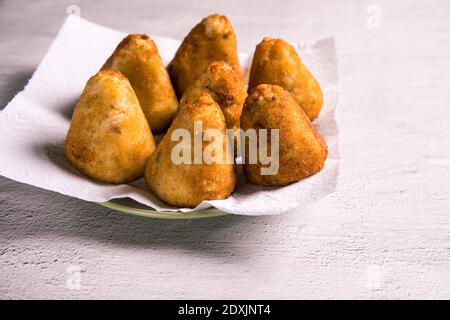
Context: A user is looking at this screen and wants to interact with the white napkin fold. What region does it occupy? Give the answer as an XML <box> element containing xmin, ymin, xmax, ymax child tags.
<box><xmin>0</xmin><ymin>15</ymin><xmax>339</xmax><ymax>215</ymax></box>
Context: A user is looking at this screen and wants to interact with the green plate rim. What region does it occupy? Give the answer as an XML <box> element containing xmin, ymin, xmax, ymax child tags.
<box><xmin>97</xmin><ymin>200</ymin><xmax>228</xmax><ymax>219</ymax></box>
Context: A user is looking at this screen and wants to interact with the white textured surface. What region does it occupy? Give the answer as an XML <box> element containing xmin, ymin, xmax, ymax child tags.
<box><xmin>1</xmin><ymin>0</ymin><xmax>449</xmax><ymax>299</ymax></box>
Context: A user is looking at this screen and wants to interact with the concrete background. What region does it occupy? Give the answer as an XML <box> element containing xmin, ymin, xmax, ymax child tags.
<box><xmin>1</xmin><ymin>0</ymin><xmax>449</xmax><ymax>299</ymax></box>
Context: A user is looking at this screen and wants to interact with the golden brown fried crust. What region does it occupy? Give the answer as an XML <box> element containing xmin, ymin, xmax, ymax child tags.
<box><xmin>65</xmin><ymin>70</ymin><xmax>156</xmax><ymax>184</ymax></box>
<box><xmin>145</xmin><ymin>92</ymin><xmax>237</xmax><ymax>208</ymax></box>
<box><xmin>248</xmin><ymin>37</ymin><xmax>323</xmax><ymax>121</ymax></box>
<box><xmin>168</xmin><ymin>14</ymin><xmax>242</xmax><ymax>98</ymax></box>
<box><xmin>241</xmin><ymin>84</ymin><xmax>327</xmax><ymax>186</ymax></box>
<box><xmin>181</xmin><ymin>61</ymin><xmax>247</xmax><ymax>131</ymax></box>
<box><xmin>102</xmin><ymin>34</ymin><xmax>178</xmax><ymax>133</ymax></box>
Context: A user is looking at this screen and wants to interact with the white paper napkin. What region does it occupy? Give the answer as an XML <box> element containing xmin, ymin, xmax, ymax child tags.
<box><xmin>0</xmin><ymin>15</ymin><xmax>339</xmax><ymax>215</ymax></box>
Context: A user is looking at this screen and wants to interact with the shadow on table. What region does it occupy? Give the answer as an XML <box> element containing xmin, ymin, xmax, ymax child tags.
<box><xmin>0</xmin><ymin>176</ymin><xmax>282</xmax><ymax>259</ymax></box>
<box><xmin>0</xmin><ymin>68</ymin><xmax>35</xmax><ymax>110</ymax></box>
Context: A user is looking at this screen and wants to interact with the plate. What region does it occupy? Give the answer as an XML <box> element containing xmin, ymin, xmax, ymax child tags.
<box><xmin>97</xmin><ymin>198</ymin><xmax>228</xmax><ymax>219</ymax></box>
